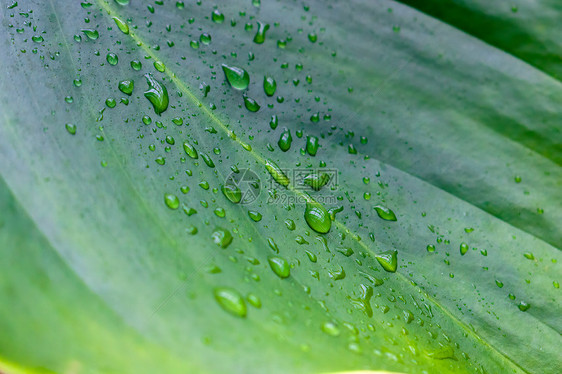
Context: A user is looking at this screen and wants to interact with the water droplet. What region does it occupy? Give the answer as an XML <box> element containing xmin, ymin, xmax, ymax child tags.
<box><xmin>248</xmin><ymin>211</ymin><xmax>262</xmax><ymax>222</ymax></box>
<box><xmin>460</xmin><ymin>242</ymin><xmax>469</xmax><ymax>255</ymax></box>
<box><xmin>308</xmin><ymin>32</ymin><xmax>317</xmax><ymax>43</ymax></box>
<box><xmin>82</xmin><ymin>29</ymin><xmax>99</xmax><ymax>40</ymax></box>
<box><xmin>143</xmin><ymin>73</ymin><xmax>169</xmax><ymax>115</ymax></box>
<box><xmin>211</xmin><ymin>228</ymin><xmax>233</xmax><ymax>248</ymax></box>
<box><xmin>214</xmin><ymin>288</ymin><xmax>246</xmax><ymax>318</ymax></box>
<box><xmin>112</xmin><ymin>16</ymin><xmax>129</xmax><ymax>34</ymax></box>
<box><xmin>306</xmin><ymin>136</ymin><xmax>319</xmax><ymax>156</ymax></box>
<box><xmin>243</xmin><ymin>96</ymin><xmax>260</xmax><ymax>112</ymax></box>
<box><xmin>247</xmin><ymin>293</ymin><xmax>261</xmax><ymax>308</ymax></box>
<box><xmin>303</xmin><ymin>172</ymin><xmax>330</xmax><ymax>191</ymax></box>
<box><xmin>269</xmin><ymin>115</ymin><xmax>278</xmax><ymax>129</ymax></box>
<box><xmin>105</xmin><ymin>98</ymin><xmax>116</xmax><ymax>108</ymax></box>
<box><xmin>200</xmin><ymin>33</ymin><xmax>212</xmax><ymax>45</ymax></box>
<box><xmin>183</xmin><ymin>141</ymin><xmax>198</xmax><ymax>159</ymax></box>
<box><xmin>278</xmin><ymin>128</ymin><xmax>292</xmax><ymax>151</ymax></box>
<box><xmin>263</xmin><ymin>76</ymin><xmax>277</xmax><ymax>97</ymax></box>
<box><xmin>154</xmin><ymin>60</ymin><xmax>166</xmax><ymax>72</ymax></box>
<box><xmin>375</xmin><ymin>250</ymin><xmax>398</xmax><ymax>272</ymax></box>
<box><xmin>222</xmin><ymin>183</ymin><xmax>242</xmax><ymax>204</ymax></box>
<box><xmin>164</xmin><ymin>193</ymin><xmax>180</xmax><ymax>210</ymax></box>
<box><xmin>221</xmin><ymin>64</ymin><xmax>250</xmax><ymax>90</ymax></box>
<box><xmin>373</xmin><ymin>205</ymin><xmax>397</xmax><ymax>221</ymax></box>
<box><xmin>523</xmin><ymin>252</ymin><xmax>535</xmax><ymax>260</ymax></box>
<box><xmin>118</xmin><ymin>80</ymin><xmax>134</xmax><ymax>95</ymax></box>
<box><xmin>426</xmin><ymin>345</ymin><xmax>456</xmax><ymax>360</ymax></box>
<box><xmin>495</xmin><ymin>280</ymin><xmax>503</xmax><ymax>288</ymax></box>
<box><xmin>65</xmin><ymin>123</ymin><xmax>77</xmax><ymax>135</ymax></box>
<box><xmin>304</xmin><ymin>200</ymin><xmax>331</xmax><ymax>234</ymax></box>
<box><xmin>284</xmin><ymin>219</ymin><xmax>295</xmax><ymax>231</ymax></box>
<box><xmin>426</xmin><ymin>244</ymin><xmax>435</xmax><ymax>253</ymax></box>
<box><xmin>328</xmin><ymin>266</ymin><xmax>346</xmax><ymax>280</ymax></box>
<box><xmin>130</xmin><ymin>60</ymin><xmax>142</xmax><ymax>71</ymax></box>
<box><xmin>106</xmin><ymin>52</ymin><xmax>118</xmax><ymax>65</ymax></box>
<box><xmin>200</xmin><ymin>152</ymin><xmax>215</xmax><ymax>168</ymax></box>
<box><xmin>211</xmin><ymin>9</ymin><xmax>225</xmax><ymax>23</ymax></box>
<box><xmin>518</xmin><ymin>301</ymin><xmax>530</xmax><ymax>312</ymax></box>
<box><xmin>321</xmin><ymin>322</ymin><xmax>340</xmax><ymax>336</ymax></box>
<box><xmin>32</xmin><ymin>35</ymin><xmax>44</xmax><ymax>43</ymax></box>
<box><xmin>265</xmin><ymin>159</ymin><xmax>289</xmax><ymax>186</ymax></box>
<box><xmin>253</xmin><ymin>21</ymin><xmax>269</xmax><ymax>44</ymax></box>
<box><xmin>268</xmin><ymin>256</ymin><xmax>290</xmax><ymax>278</ymax></box>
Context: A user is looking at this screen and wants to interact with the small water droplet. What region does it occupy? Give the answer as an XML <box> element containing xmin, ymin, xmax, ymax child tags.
<box><xmin>211</xmin><ymin>228</ymin><xmax>233</xmax><ymax>248</ymax></box>
<box><xmin>164</xmin><ymin>193</ymin><xmax>180</xmax><ymax>209</ymax></box>
<box><xmin>118</xmin><ymin>80</ymin><xmax>134</xmax><ymax>95</ymax></box>
<box><xmin>268</xmin><ymin>256</ymin><xmax>290</xmax><ymax>278</ymax></box>
<box><xmin>214</xmin><ymin>287</ymin><xmax>246</xmax><ymax>317</ymax></box>
<box><xmin>243</xmin><ymin>96</ymin><xmax>260</xmax><ymax>112</ymax></box>
<box><xmin>253</xmin><ymin>21</ymin><xmax>269</xmax><ymax>44</ymax></box>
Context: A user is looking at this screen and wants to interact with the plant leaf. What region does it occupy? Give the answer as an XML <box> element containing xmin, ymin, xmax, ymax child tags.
<box><xmin>0</xmin><ymin>1</ymin><xmax>559</xmax><ymax>373</ymax></box>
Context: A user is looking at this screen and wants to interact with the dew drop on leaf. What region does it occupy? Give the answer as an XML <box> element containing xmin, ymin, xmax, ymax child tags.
<box><xmin>143</xmin><ymin>73</ymin><xmax>169</xmax><ymax>115</ymax></box>
<box><xmin>211</xmin><ymin>9</ymin><xmax>225</xmax><ymax>23</ymax></box>
<box><xmin>164</xmin><ymin>193</ymin><xmax>179</xmax><ymax>210</ymax></box>
<box><xmin>243</xmin><ymin>96</ymin><xmax>260</xmax><ymax>112</ymax></box>
<box><xmin>183</xmin><ymin>141</ymin><xmax>198</xmax><ymax>159</ymax></box>
<box><xmin>82</xmin><ymin>29</ymin><xmax>99</xmax><ymax>40</ymax></box>
<box><xmin>253</xmin><ymin>21</ymin><xmax>269</xmax><ymax>44</ymax></box>
<box><xmin>214</xmin><ymin>288</ymin><xmax>246</xmax><ymax>318</ymax></box>
<box><xmin>306</xmin><ymin>136</ymin><xmax>319</xmax><ymax>156</ymax></box>
<box><xmin>65</xmin><ymin>123</ymin><xmax>76</xmax><ymax>135</ymax></box>
<box><xmin>222</xmin><ymin>183</ymin><xmax>242</xmax><ymax>204</ymax></box>
<box><xmin>373</xmin><ymin>205</ymin><xmax>397</xmax><ymax>221</ymax></box>
<box><xmin>221</xmin><ymin>64</ymin><xmax>250</xmax><ymax>90</ymax></box>
<box><xmin>112</xmin><ymin>16</ymin><xmax>129</xmax><ymax>34</ymax></box>
<box><xmin>278</xmin><ymin>128</ymin><xmax>292</xmax><ymax>152</ymax></box>
<box><xmin>375</xmin><ymin>250</ymin><xmax>398</xmax><ymax>273</ymax></box>
<box><xmin>304</xmin><ymin>200</ymin><xmax>331</xmax><ymax>234</ymax></box>
<box><xmin>211</xmin><ymin>228</ymin><xmax>233</xmax><ymax>248</ymax></box>
<box><xmin>118</xmin><ymin>80</ymin><xmax>134</xmax><ymax>96</ymax></box>
<box><xmin>268</xmin><ymin>256</ymin><xmax>290</xmax><ymax>278</ymax></box>
<box><xmin>460</xmin><ymin>242</ymin><xmax>469</xmax><ymax>255</ymax></box>
<box><xmin>263</xmin><ymin>76</ymin><xmax>277</xmax><ymax>96</ymax></box>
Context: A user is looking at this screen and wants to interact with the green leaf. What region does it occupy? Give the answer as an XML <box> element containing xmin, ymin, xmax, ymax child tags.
<box><xmin>0</xmin><ymin>1</ymin><xmax>560</xmax><ymax>373</ymax></box>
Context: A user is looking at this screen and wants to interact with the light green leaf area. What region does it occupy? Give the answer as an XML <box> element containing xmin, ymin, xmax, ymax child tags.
<box><xmin>0</xmin><ymin>1</ymin><xmax>560</xmax><ymax>374</ymax></box>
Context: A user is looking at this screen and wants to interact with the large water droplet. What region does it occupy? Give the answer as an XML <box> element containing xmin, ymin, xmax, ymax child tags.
<box><xmin>164</xmin><ymin>193</ymin><xmax>180</xmax><ymax>210</ymax></box>
<box><xmin>221</xmin><ymin>64</ymin><xmax>249</xmax><ymax>90</ymax></box>
<box><xmin>112</xmin><ymin>16</ymin><xmax>129</xmax><ymax>34</ymax></box>
<box><xmin>222</xmin><ymin>183</ymin><xmax>242</xmax><ymax>204</ymax></box>
<box><xmin>263</xmin><ymin>76</ymin><xmax>276</xmax><ymax>96</ymax></box>
<box><xmin>278</xmin><ymin>128</ymin><xmax>292</xmax><ymax>151</ymax></box>
<box><xmin>373</xmin><ymin>205</ymin><xmax>397</xmax><ymax>221</ymax></box>
<box><xmin>268</xmin><ymin>256</ymin><xmax>290</xmax><ymax>278</ymax></box>
<box><xmin>265</xmin><ymin>159</ymin><xmax>290</xmax><ymax>186</ymax></box>
<box><xmin>143</xmin><ymin>73</ymin><xmax>169</xmax><ymax>115</ymax></box>
<box><xmin>304</xmin><ymin>200</ymin><xmax>331</xmax><ymax>234</ymax></box>
<box><xmin>214</xmin><ymin>288</ymin><xmax>247</xmax><ymax>318</ymax></box>
<box><xmin>375</xmin><ymin>250</ymin><xmax>398</xmax><ymax>272</ymax></box>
